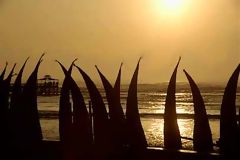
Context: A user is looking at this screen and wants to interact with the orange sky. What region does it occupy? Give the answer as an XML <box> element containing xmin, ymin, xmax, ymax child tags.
<box><xmin>0</xmin><ymin>0</ymin><xmax>239</xmax><ymax>84</ymax></box>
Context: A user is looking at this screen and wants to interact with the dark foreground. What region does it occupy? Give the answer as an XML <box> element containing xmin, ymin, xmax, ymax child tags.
<box><xmin>4</xmin><ymin>140</ymin><xmax>227</xmax><ymax>160</ymax></box>
<box><xmin>1</xmin><ymin>57</ymin><xmax>239</xmax><ymax>160</ymax></box>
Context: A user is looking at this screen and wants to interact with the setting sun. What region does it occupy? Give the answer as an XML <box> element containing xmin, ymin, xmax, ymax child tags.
<box><xmin>152</xmin><ymin>0</ymin><xmax>189</xmax><ymax>17</ymax></box>
<box><xmin>164</xmin><ymin>0</ymin><xmax>183</xmax><ymax>10</ymax></box>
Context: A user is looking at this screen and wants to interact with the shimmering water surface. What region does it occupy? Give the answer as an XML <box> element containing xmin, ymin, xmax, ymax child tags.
<box><xmin>38</xmin><ymin>83</ymin><xmax>240</xmax><ymax>150</ymax></box>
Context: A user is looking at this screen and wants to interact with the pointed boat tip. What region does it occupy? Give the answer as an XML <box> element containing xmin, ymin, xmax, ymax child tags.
<box><xmin>183</xmin><ymin>70</ymin><xmax>192</xmax><ymax>81</ymax></box>
<box><xmin>231</xmin><ymin>64</ymin><xmax>240</xmax><ymax>75</ymax></box>
<box><xmin>55</xmin><ymin>60</ymin><xmax>62</xmax><ymax>66</ymax></box>
<box><xmin>24</xmin><ymin>57</ymin><xmax>30</xmax><ymax>64</ymax></box>
<box><xmin>172</xmin><ymin>57</ymin><xmax>181</xmax><ymax>71</ymax></box>
<box><xmin>6</xmin><ymin>63</ymin><xmax>17</xmax><ymax>80</ymax></box>
<box><xmin>75</xmin><ymin>65</ymin><xmax>88</xmax><ymax>77</ymax></box>
<box><xmin>10</xmin><ymin>63</ymin><xmax>17</xmax><ymax>72</ymax></box>
<box><xmin>183</xmin><ymin>70</ymin><xmax>194</xmax><ymax>81</ymax></box>
<box><xmin>73</xmin><ymin>63</ymin><xmax>77</xmax><ymax>67</ymax></box>
<box><xmin>0</xmin><ymin>62</ymin><xmax>8</xmax><ymax>78</ymax></box>
<box><xmin>69</xmin><ymin>58</ymin><xmax>78</xmax><ymax>70</ymax></box>
<box><xmin>94</xmin><ymin>65</ymin><xmax>101</xmax><ymax>73</ymax></box>
<box><xmin>11</xmin><ymin>63</ymin><xmax>17</xmax><ymax>72</ymax></box>
<box><xmin>74</xmin><ymin>64</ymin><xmax>82</xmax><ymax>71</ymax></box>
<box><xmin>135</xmin><ymin>57</ymin><xmax>142</xmax><ymax>68</ymax></box>
<box><xmin>20</xmin><ymin>57</ymin><xmax>30</xmax><ymax>69</ymax></box>
<box><xmin>55</xmin><ymin>60</ymin><xmax>64</xmax><ymax>69</ymax></box>
<box><xmin>237</xmin><ymin>63</ymin><xmax>240</xmax><ymax>69</ymax></box>
<box><xmin>39</xmin><ymin>53</ymin><xmax>45</xmax><ymax>61</ymax></box>
<box><xmin>2</xmin><ymin>61</ymin><xmax>8</xmax><ymax>70</ymax></box>
<box><xmin>118</xmin><ymin>62</ymin><xmax>123</xmax><ymax>72</ymax></box>
<box><xmin>35</xmin><ymin>53</ymin><xmax>45</xmax><ymax>67</ymax></box>
<box><xmin>22</xmin><ymin>58</ymin><xmax>28</xmax><ymax>66</ymax></box>
<box><xmin>73</xmin><ymin>64</ymin><xmax>83</xmax><ymax>75</ymax></box>
<box><xmin>3</xmin><ymin>62</ymin><xmax>8</xmax><ymax>69</ymax></box>
<box><xmin>41</xmin><ymin>52</ymin><xmax>46</xmax><ymax>57</ymax></box>
<box><xmin>138</xmin><ymin>57</ymin><xmax>143</xmax><ymax>63</ymax></box>
<box><xmin>14</xmin><ymin>57</ymin><xmax>29</xmax><ymax>79</ymax></box>
<box><xmin>72</xmin><ymin>58</ymin><xmax>78</xmax><ymax>65</ymax></box>
<box><xmin>183</xmin><ymin>69</ymin><xmax>187</xmax><ymax>74</ymax></box>
<box><xmin>120</xmin><ymin>62</ymin><xmax>123</xmax><ymax>67</ymax></box>
<box><xmin>55</xmin><ymin>60</ymin><xmax>68</xmax><ymax>74</ymax></box>
<box><xmin>177</xmin><ymin>56</ymin><xmax>181</xmax><ymax>65</ymax></box>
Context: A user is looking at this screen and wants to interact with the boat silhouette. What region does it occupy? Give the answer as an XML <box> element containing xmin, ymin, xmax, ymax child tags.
<box><xmin>125</xmin><ymin>58</ymin><xmax>147</xmax><ymax>159</ymax></box>
<box><xmin>164</xmin><ymin>57</ymin><xmax>182</xmax><ymax>150</ymax></box>
<box><xmin>57</xmin><ymin>60</ymin><xmax>92</xmax><ymax>159</ymax></box>
<box><xmin>183</xmin><ymin>69</ymin><xmax>213</xmax><ymax>151</ymax></box>
<box><xmin>219</xmin><ymin>64</ymin><xmax>240</xmax><ymax>153</ymax></box>
<box><xmin>95</xmin><ymin>64</ymin><xmax>127</xmax><ymax>154</ymax></box>
<box><xmin>1</xmin><ymin>56</ymin><xmax>239</xmax><ymax>159</ymax></box>
<box><xmin>75</xmin><ymin>64</ymin><xmax>112</xmax><ymax>159</ymax></box>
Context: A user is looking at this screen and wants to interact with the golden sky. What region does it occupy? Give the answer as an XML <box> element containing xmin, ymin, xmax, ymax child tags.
<box><xmin>0</xmin><ymin>0</ymin><xmax>239</xmax><ymax>84</ymax></box>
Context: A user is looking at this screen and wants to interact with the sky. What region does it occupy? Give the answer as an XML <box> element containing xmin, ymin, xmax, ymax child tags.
<box><xmin>0</xmin><ymin>0</ymin><xmax>239</xmax><ymax>84</ymax></box>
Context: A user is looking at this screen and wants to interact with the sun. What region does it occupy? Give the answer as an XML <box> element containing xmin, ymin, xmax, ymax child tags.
<box><xmin>164</xmin><ymin>0</ymin><xmax>183</xmax><ymax>11</ymax></box>
<box><xmin>151</xmin><ymin>0</ymin><xmax>188</xmax><ymax>17</ymax></box>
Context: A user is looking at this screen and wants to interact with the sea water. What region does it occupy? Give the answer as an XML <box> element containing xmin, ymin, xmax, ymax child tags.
<box><xmin>38</xmin><ymin>83</ymin><xmax>240</xmax><ymax>150</ymax></box>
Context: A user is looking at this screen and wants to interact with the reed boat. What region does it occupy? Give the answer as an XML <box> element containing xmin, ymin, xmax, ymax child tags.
<box><xmin>164</xmin><ymin>57</ymin><xmax>182</xmax><ymax>150</ymax></box>
<box><xmin>219</xmin><ymin>64</ymin><xmax>240</xmax><ymax>153</ymax></box>
<box><xmin>125</xmin><ymin>58</ymin><xmax>148</xmax><ymax>159</ymax></box>
<box><xmin>57</xmin><ymin>60</ymin><xmax>92</xmax><ymax>159</ymax></box>
<box><xmin>184</xmin><ymin>69</ymin><xmax>213</xmax><ymax>151</ymax></box>
<box><xmin>96</xmin><ymin>64</ymin><xmax>127</xmax><ymax>152</ymax></box>
<box><xmin>1</xmin><ymin>57</ymin><xmax>239</xmax><ymax>160</ymax></box>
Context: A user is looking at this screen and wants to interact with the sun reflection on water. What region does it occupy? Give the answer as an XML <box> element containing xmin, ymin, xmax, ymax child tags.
<box><xmin>143</xmin><ymin>118</ymin><xmax>164</xmax><ymax>147</ymax></box>
<box><xmin>177</xmin><ymin>119</ymin><xmax>194</xmax><ymax>149</ymax></box>
<box><xmin>142</xmin><ymin>117</ymin><xmax>220</xmax><ymax>150</ymax></box>
<box><xmin>143</xmin><ymin>118</ymin><xmax>194</xmax><ymax>149</ymax></box>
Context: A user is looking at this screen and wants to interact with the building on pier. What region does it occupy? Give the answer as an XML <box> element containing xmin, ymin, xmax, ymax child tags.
<box><xmin>37</xmin><ymin>75</ymin><xmax>59</xmax><ymax>96</ymax></box>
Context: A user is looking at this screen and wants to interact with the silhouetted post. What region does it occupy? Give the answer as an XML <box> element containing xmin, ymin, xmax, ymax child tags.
<box><xmin>89</xmin><ymin>100</ymin><xmax>94</xmax><ymax>141</ymax></box>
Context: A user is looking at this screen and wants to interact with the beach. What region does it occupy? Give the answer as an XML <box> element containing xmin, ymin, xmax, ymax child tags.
<box><xmin>38</xmin><ymin>83</ymin><xmax>240</xmax><ymax>151</ymax></box>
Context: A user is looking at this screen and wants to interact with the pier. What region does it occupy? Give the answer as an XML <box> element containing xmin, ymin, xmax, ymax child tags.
<box><xmin>37</xmin><ymin>75</ymin><xmax>59</xmax><ymax>96</ymax></box>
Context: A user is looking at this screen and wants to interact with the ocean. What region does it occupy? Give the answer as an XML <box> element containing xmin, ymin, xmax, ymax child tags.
<box><xmin>38</xmin><ymin>83</ymin><xmax>240</xmax><ymax>150</ymax></box>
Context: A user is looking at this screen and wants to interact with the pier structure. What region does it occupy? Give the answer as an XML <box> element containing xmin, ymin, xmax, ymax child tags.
<box><xmin>37</xmin><ymin>75</ymin><xmax>59</xmax><ymax>96</ymax></box>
